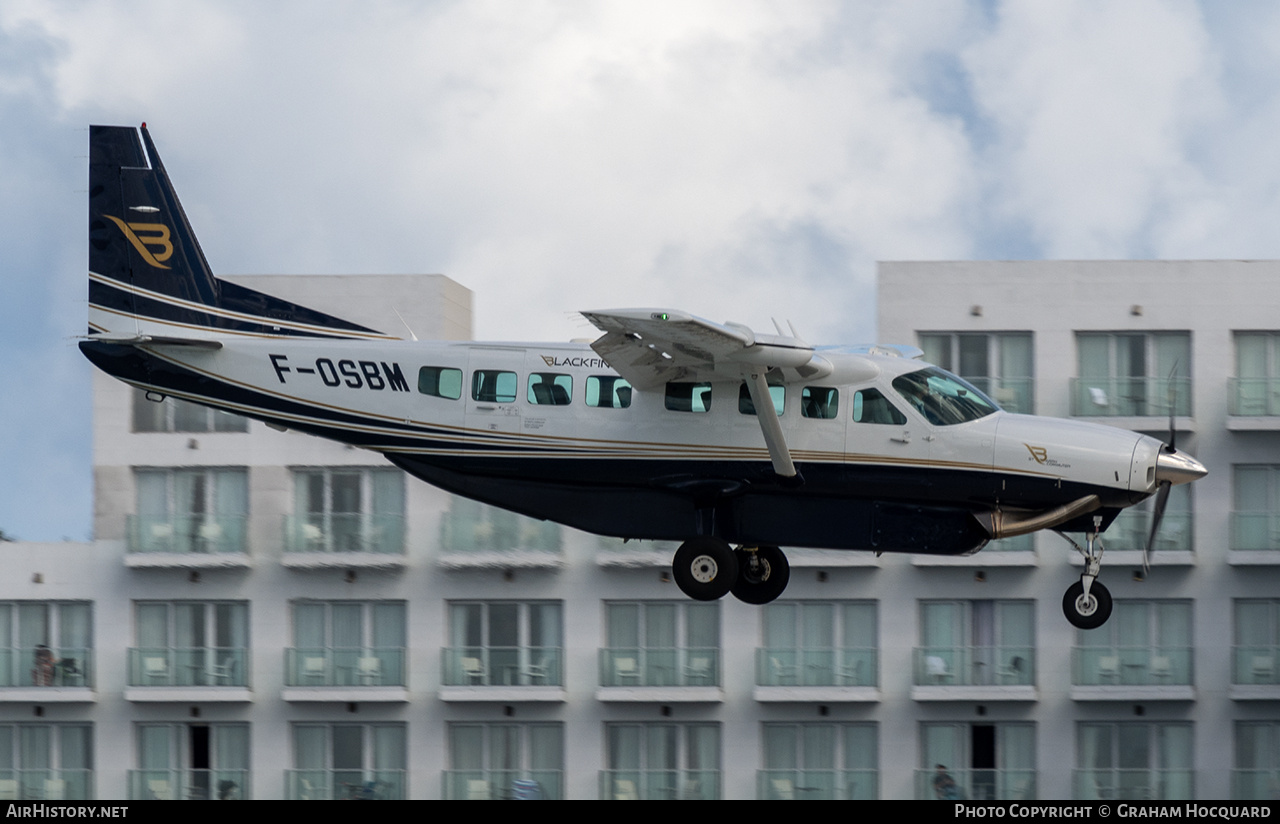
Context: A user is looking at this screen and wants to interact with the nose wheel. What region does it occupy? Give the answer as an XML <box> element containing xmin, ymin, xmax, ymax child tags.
<box><xmin>672</xmin><ymin>539</ymin><xmax>791</xmax><ymax>604</ymax></box>
<box><xmin>1058</xmin><ymin>520</ymin><xmax>1114</xmax><ymax>629</ymax></box>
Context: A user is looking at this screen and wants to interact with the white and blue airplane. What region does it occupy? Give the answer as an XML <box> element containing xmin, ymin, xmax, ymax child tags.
<box><xmin>80</xmin><ymin>124</ymin><xmax>1207</xmax><ymax>628</ymax></box>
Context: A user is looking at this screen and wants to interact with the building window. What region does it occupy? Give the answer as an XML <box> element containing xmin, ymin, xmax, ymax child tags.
<box><xmin>1232</xmin><ymin>332</ymin><xmax>1280</xmax><ymax>415</ymax></box>
<box><xmin>1233</xmin><ymin>600</ymin><xmax>1280</xmax><ymax>686</ymax></box>
<box><xmin>129</xmin><ymin>468</ymin><xmax>248</xmax><ymax>555</ymax></box>
<box><xmin>443</xmin><ymin>602</ymin><xmax>562</xmax><ymax>687</ymax></box>
<box><xmin>1075</xmin><ymin>722</ymin><xmax>1193</xmax><ymax>800</ymax></box>
<box><xmin>919</xmin><ymin>723</ymin><xmax>1035</xmax><ymax>800</ymax></box>
<box><xmin>129</xmin><ymin>602</ymin><xmax>248</xmax><ymax>688</ymax></box>
<box><xmin>1103</xmin><ymin>484</ymin><xmax>1193</xmax><ymax>551</ymax></box>
<box><xmin>919</xmin><ymin>332</ymin><xmax>1034</xmax><ymax>413</ymax></box>
<box><xmin>1072</xmin><ymin>332</ymin><xmax>1191</xmax><ymax>417</ymax></box>
<box><xmin>602</xmin><ymin>723</ymin><xmax>720</xmax><ymax>800</ymax></box>
<box><xmin>1234</xmin><ymin>722</ymin><xmax>1280</xmax><ymax>800</ymax></box>
<box><xmin>0</xmin><ymin>602</ymin><xmax>91</xmax><ymax>688</ymax></box>
<box><xmin>1073</xmin><ymin>601</ymin><xmax>1192</xmax><ymax>687</ymax></box>
<box><xmin>916</xmin><ymin>601</ymin><xmax>1034</xmax><ymax>687</ymax></box>
<box><xmin>285</xmin><ymin>601</ymin><xmax>406</xmax><ymax>688</ymax></box>
<box><xmin>439</xmin><ymin>496</ymin><xmax>561</xmax><ymax>554</ymax></box>
<box><xmin>287</xmin><ymin>724</ymin><xmax>405</xmax><ymax>800</ymax></box>
<box><xmin>760</xmin><ymin>723</ymin><xmax>877</xmax><ymax>800</ymax></box>
<box><xmin>445</xmin><ymin>723</ymin><xmax>564</xmax><ymax>800</ymax></box>
<box><xmin>1232</xmin><ymin>466</ymin><xmax>1280</xmax><ymax>551</ymax></box>
<box><xmin>287</xmin><ymin>468</ymin><xmax>405</xmax><ymax>554</ymax></box>
<box><xmin>0</xmin><ymin>724</ymin><xmax>92</xmax><ymax>801</ymax></box>
<box><xmin>130</xmin><ymin>723</ymin><xmax>247</xmax><ymax>801</ymax></box>
<box><xmin>131</xmin><ymin>388</ymin><xmax>248</xmax><ymax>433</ymax></box>
<box><xmin>757</xmin><ymin>602</ymin><xmax>876</xmax><ymax>687</ymax></box>
<box><xmin>601</xmin><ymin>602</ymin><xmax>719</xmax><ymax>687</ymax></box>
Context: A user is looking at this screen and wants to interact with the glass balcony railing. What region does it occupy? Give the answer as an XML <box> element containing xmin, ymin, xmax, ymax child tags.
<box><xmin>599</xmin><ymin>648</ymin><xmax>720</xmax><ymax>687</ymax></box>
<box><xmin>284</xmin><ymin>769</ymin><xmax>405</xmax><ymax>800</ymax></box>
<box><xmin>959</xmin><ymin>376</ymin><xmax>1034</xmax><ymax>415</ymax></box>
<box><xmin>1231</xmin><ymin>513</ymin><xmax>1280</xmax><ymax>551</ymax></box>
<box><xmin>756</xmin><ymin>769</ymin><xmax>878</xmax><ymax>800</ymax></box>
<box><xmin>598</xmin><ymin>769</ymin><xmax>720</xmax><ymax>800</ymax></box>
<box><xmin>986</xmin><ymin>533</ymin><xmax>1035</xmax><ymax>552</ymax></box>
<box><xmin>283</xmin><ymin>648</ymin><xmax>406</xmax><ymax>687</ymax></box>
<box><xmin>0</xmin><ymin>769</ymin><xmax>94</xmax><ymax>800</ymax></box>
<box><xmin>441</xmin><ymin>647</ymin><xmax>562</xmax><ymax>687</ymax></box>
<box><xmin>442</xmin><ymin>770</ymin><xmax>564</xmax><ymax>800</ymax></box>
<box><xmin>283</xmin><ymin>514</ymin><xmax>404</xmax><ymax>555</ymax></box>
<box><xmin>439</xmin><ymin>509</ymin><xmax>561</xmax><ymax>553</ymax></box>
<box><xmin>1072</xmin><ymin>646</ymin><xmax>1193</xmax><ymax>686</ymax></box>
<box><xmin>913</xmin><ymin>647</ymin><xmax>1035</xmax><ymax>687</ymax></box>
<box><xmin>126</xmin><ymin>515</ymin><xmax>247</xmax><ymax>555</ymax></box>
<box><xmin>1233</xmin><ymin>769</ymin><xmax>1280</xmax><ymax>800</ymax></box>
<box><xmin>1073</xmin><ymin>768</ymin><xmax>1194</xmax><ymax>800</ymax></box>
<box><xmin>1070</xmin><ymin>377</ymin><xmax>1192</xmax><ymax>418</ymax></box>
<box><xmin>0</xmin><ymin>648</ymin><xmax>92</xmax><ymax>688</ymax></box>
<box><xmin>1102</xmin><ymin>510</ymin><xmax>1193</xmax><ymax>552</ymax></box>
<box><xmin>127</xmin><ymin>769</ymin><xmax>248</xmax><ymax>800</ymax></box>
<box><xmin>1232</xmin><ymin>646</ymin><xmax>1280</xmax><ymax>685</ymax></box>
<box><xmin>1229</xmin><ymin>378</ymin><xmax>1280</xmax><ymax>416</ymax></box>
<box><xmin>127</xmin><ymin>648</ymin><xmax>249</xmax><ymax>687</ymax></box>
<box><xmin>755</xmin><ymin>648</ymin><xmax>877</xmax><ymax>687</ymax></box>
<box><xmin>915</xmin><ymin>767</ymin><xmax>1036</xmax><ymax>801</ymax></box>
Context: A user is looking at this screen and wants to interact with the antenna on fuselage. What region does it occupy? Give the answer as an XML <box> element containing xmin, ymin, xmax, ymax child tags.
<box><xmin>392</xmin><ymin>307</ymin><xmax>418</xmax><ymax>342</ymax></box>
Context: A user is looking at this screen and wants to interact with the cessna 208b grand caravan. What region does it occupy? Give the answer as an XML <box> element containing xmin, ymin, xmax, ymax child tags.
<box><xmin>80</xmin><ymin>124</ymin><xmax>1207</xmax><ymax>628</ymax></box>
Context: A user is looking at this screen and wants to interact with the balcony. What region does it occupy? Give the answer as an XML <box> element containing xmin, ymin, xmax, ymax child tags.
<box><xmin>284</xmin><ymin>769</ymin><xmax>405</xmax><ymax>801</ymax></box>
<box><xmin>757</xmin><ymin>769</ymin><xmax>878</xmax><ymax>800</ymax></box>
<box><xmin>914</xmin><ymin>532</ymin><xmax>1036</xmax><ymax>566</ymax></box>
<box><xmin>125</xmin><ymin>515</ymin><xmax>250</xmax><ymax>568</ymax></box>
<box><xmin>1230</xmin><ymin>513</ymin><xmax>1280</xmax><ymax>564</ymax></box>
<box><xmin>1072</xmin><ymin>769</ymin><xmax>1194</xmax><ymax>801</ymax></box>
<box><xmin>1229</xmin><ymin>645</ymin><xmax>1280</xmax><ymax>700</ymax></box>
<box><xmin>1069</xmin><ymin>377</ymin><xmax>1193</xmax><ymax>426</ymax></box>
<box><xmin>0</xmin><ymin>769</ymin><xmax>94</xmax><ymax>801</ymax></box>
<box><xmin>1228</xmin><ymin>378</ymin><xmax>1280</xmax><ymax>429</ymax></box>
<box><xmin>281</xmin><ymin>647</ymin><xmax>407</xmax><ymax>702</ymax></box>
<box><xmin>282</xmin><ymin>514</ymin><xmax>405</xmax><ymax>569</ymax></box>
<box><xmin>1233</xmin><ymin>769</ymin><xmax>1280</xmax><ymax>800</ymax></box>
<box><xmin>125</xmin><ymin>647</ymin><xmax>250</xmax><ymax>702</ymax></box>
<box><xmin>597</xmin><ymin>648</ymin><xmax>722</xmax><ymax>702</ymax></box>
<box><xmin>961</xmin><ymin>376</ymin><xmax>1034</xmax><ymax>415</ymax></box>
<box><xmin>438</xmin><ymin>507</ymin><xmax>563</xmax><ymax>569</ymax></box>
<box><xmin>598</xmin><ymin>769</ymin><xmax>720</xmax><ymax>800</ymax></box>
<box><xmin>911</xmin><ymin>646</ymin><xmax>1036</xmax><ymax>701</ymax></box>
<box><xmin>127</xmin><ymin>769</ymin><xmax>248</xmax><ymax>800</ymax></box>
<box><xmin>0</xmin><ymin>648</ymin><xmax>94</xmax><ymax>702</ymax></box>
<box><xmin>440</xmin><ymin>647</ymin><xmax>564</xmax><ymax>702</ymax></box>
<box><xmin>753</xmin><ymin>648</ymin><xmax>878</xmax><ymax>702</ymax></box>
<box><xmin>442</xmin><ymin>770</ymin><xmax>563</xmax><ymax>800</ymax></box>
<box><xmin>915</xmin><ymin>768</ymin><xmax>1036</xmax><ymax>801</ymax></box>
<box><xmin>1071</xmin><ymin>646</ymin><xmax>1194</xmax><ymax>701</ymax></box>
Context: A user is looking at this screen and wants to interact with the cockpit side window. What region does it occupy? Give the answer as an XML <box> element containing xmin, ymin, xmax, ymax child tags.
<box><xmin>852</xmin><ymin>388</ymin><xmax>907</xmax><ymax>425</ymax></box>
<box><xmin>891</xmin><ymin>367</ymin><xmax>999</xmax><ymax>426</ymax></box>
<box><xmin>418</xmin><ymin>366</ymin><xmax>462</xmax><ymax>400</ymax></box>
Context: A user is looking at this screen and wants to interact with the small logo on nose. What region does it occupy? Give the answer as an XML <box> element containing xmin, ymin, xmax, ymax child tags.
<box><xmin>1025</xmin><ymin>444</ymin><xmax>1048</xmax><ymax>464</ymax></box>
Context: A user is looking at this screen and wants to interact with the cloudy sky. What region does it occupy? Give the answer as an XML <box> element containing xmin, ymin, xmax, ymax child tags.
<box><xmin>2</xmin><ymin>0</ymin><xmax>1279</xmax><ymax>541</ymax></box>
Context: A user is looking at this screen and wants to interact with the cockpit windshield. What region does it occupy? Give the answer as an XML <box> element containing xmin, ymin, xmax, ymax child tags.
<box><xmin>891</xmin><ymin>367</ymin><xmax>1000</xmax><ymax>426</ymax></box>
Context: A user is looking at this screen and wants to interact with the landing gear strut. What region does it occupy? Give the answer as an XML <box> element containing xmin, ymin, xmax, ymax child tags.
<box><xmin>671</xmin><ymin>539</ymin><xmax>791</xmax><ymax>604</ymax></box>
<box><xmin>1058</xmin><ymin>518</ymin><xmax>1114</xmax><ymax>629</ymax></box>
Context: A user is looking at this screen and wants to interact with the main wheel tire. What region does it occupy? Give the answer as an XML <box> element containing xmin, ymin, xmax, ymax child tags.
<box><xmin>730</xmin><ymin>546</ymin><xmax>791</xmax><ymax>605</ymax></box>
<box><xmin>1063</xmin><ymin>579</ymin><xmax>1113</xmax><ymax>629</ymax></box>
<box><xmin>672</xmin><ymin>537</ymin><xmax>738</xmax><ymax>601</ymax></box>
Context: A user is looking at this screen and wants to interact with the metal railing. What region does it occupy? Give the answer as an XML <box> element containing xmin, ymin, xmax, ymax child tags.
<box><xmin>0</xmin><ymin>648</ymin><xmax>92</xmax><ymax>688</ymax></box>
<box><xmin>283</xmin><ymin>514</ymin><xmax>404</xmax><ymax>555</ymax></box>
<box><xmin>442</xmin><ymin>770</ymin><xmax>563</xmax><ymax>800</ymax></box>
<box><xmin>598</xmin><ymin>769</ymin><xmax>720</xmax><ymax>800</ymax></box>
<box><xmin>126</xmin><ymin>515</ymin><xmax>247</xmax><ymax>555</ymax></box>
<box><xmin>913</xmin><ymin>647</ymin><xmax>1035</xmax><ymax>687</ymax></box>
<box><xmin>755</xmin><ymin>648</ymin><xmax>877</xmax><ymax>687</ymax></box>
<box><xmin>441</xmin><ymin>647</ymin><xmax>562</xmax><ymax>687</ymax></box>
<box><xmin>1072</xmin><ymin>768</ymin><xmax>1194</xmax><ymax>800</ymax></box>
<box><xmin>1070</xmin><ymin>377</ymin><xmax>1192</xmax><ymax>418</ymax></box>
<box><xmin>1072</xmin><ymin>646</ymin><xmax>1193</xmax><ymax>686</ymax></box>
<box><xmin>127</xmin><ymin>648</ymin><xmax>248</xmax><ymax>687</ymax></box>
<box><xmin>127</xmin><ymin>769</ymin><xmax>248</xmax><ymax>800</ymax></box>
<box><xmin>915</xmin><ymin>767</ymin><xmax>1036</xmax><ymax>800</ymax></box>
<box><xmin>284</xmin><ymin>769</ymin><xmax>405</xmax><ymax>800</ymax></box>
<box><xmin>756</xmin><ymin>769</ymin><xmax>878</xmax><ymax>800</ymax></box>
<box><xmin>599</xmin><ymin>648</ymin><xmax>720</xmax><ymax>687</ymax></box>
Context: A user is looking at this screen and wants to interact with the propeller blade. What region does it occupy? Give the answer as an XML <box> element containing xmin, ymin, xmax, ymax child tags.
<box><xmin>1144</xmin><ymin>479</ymin><xmax>1172</xmax><ymax>572</ymax></box>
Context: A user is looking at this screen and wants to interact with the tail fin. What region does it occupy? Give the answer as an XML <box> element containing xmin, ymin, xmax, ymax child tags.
<box><xmin>88</xmin><ymin>124</ymin><xmax>392</xmax><ymax>341</ymax></box>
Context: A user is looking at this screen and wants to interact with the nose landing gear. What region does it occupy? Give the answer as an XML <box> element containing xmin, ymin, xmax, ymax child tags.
<box><xmin>671</xmin><ymin>539</ymin><xmax>791</xmax><ymax>604</ymax></box>
<box><xmin>1058</xmin><ymin>519</ymin><xmax>1114</xmax><ymax>629</ymax></box>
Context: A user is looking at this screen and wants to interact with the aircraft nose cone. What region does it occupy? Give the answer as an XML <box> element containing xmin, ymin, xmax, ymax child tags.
<box><xmin>1155</xmin><ymin>450</ymin><xmax>1208</xmax><ymax>486</ymax></box>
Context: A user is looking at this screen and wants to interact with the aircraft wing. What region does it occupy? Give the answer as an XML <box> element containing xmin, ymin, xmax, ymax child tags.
<box><xmin>581</xmin><ymin>309</ymin><xmax>828</xmax><ymax>391</ymax></box>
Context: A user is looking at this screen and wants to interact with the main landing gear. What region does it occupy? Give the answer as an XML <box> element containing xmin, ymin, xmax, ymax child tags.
<box><xmin>1058</xmin><ymin>519</ymin><xmax>1114</xmax><ymax>630</ymax></box>
<box><xmin>672</xmin><ymin>538</ymin><xmax>791</xmax><ymax>605</ymax></box>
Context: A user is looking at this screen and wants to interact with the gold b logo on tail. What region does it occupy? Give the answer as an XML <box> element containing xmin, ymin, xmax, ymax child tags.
<box><xmin>104</xmin><ymin>215</ymin><xmax>174</xmax><ymax>269</ymax></box>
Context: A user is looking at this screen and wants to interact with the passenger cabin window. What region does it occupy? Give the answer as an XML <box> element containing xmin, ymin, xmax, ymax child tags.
<box><xmin>738</xmin><ymin>383</ymin><xmax>785</xmax><ymax>416</ymax></box>
<box><xmin>587</xmin><ymin>376</ymin><xmax>632</xmax><ymax>409</ymax></box>
<box><xmin>891</xmin><ymin>367</ymin><xmax>998</xmax><ymax>426</ymax></box>
<box><xmin>801</xmin><ymin>387</ymin><xmax>839</xmax><ymax>419</ymax></box>
<box><xmin>417</xmin><ymin>366</ymin><xmax>462</xmax><ymax>400</ymax></box>
<box><xmin>528</xmin><ymin>373</ymin><xmax>572</xmax><ymax>405</ymax></box>
<box><xmin>471</xmin><ymin>370</ymin><xmax>518</xmax><ymax>403</ymax></box>
<box><xmin>665</xmin><ymin>382</ymin><xmax>712</xmax><ymax>413</ymax></box>
<box><xmin>852</xmin><ymin>388</ymin><xmax>907</xmax><ymax>425</ymax></box>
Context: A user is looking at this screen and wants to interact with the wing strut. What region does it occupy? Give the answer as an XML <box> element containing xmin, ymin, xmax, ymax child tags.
<box><xmin>745</xmin><ymin>371</ymin><xmax>798</xmax><ymax>480</ymax></box>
